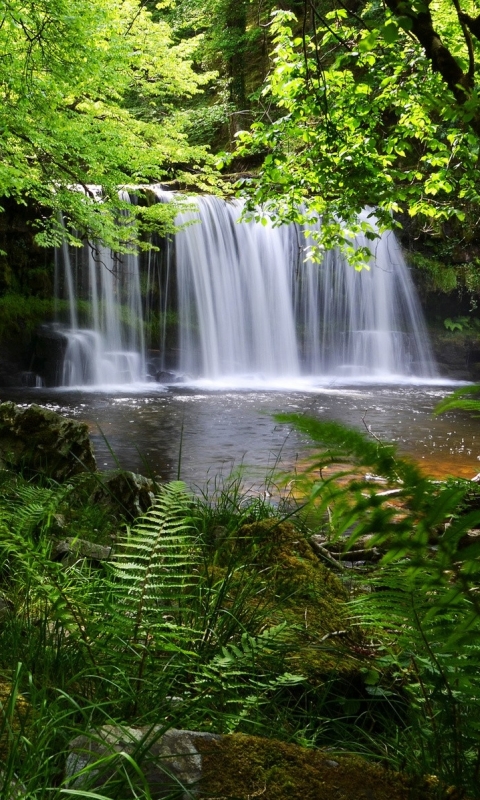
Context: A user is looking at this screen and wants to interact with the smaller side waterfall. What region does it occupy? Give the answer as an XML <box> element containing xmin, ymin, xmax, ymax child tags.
<box><xmin>55</xmin><ymin>217</ymin><xmax>146</xmax><ymax>387</ymax></box>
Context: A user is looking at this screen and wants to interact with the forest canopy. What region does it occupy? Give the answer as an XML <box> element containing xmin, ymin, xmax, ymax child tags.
<box><xmin>3</xmin><ymin>0</ymin><xmax>480</xmax><ymax>264</ymax></box>
<box><xmin>229</xmin><ymin>0</ymin><xmax>480</xmax><ymax>264</ymax></box>
<box><xmin>0</xmin><ymin>0</ymin><xmax>217</xmax><ymax>249</ymax></box>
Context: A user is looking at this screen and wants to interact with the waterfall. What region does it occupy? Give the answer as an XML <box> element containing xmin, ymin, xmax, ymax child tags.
<box><xmin>54</xmin><ymin>192</ymin><xmax>437</xmax><ymax>388</ymax></box>
<box><xmin>168</xmin><ymin>194</ymin><xmax>436</xmax><ymax>383</ymax></box>
<box><xmin>56</xmin><ymin>207</ymin><xmax>146</xmax><ymax>387</ymax></box>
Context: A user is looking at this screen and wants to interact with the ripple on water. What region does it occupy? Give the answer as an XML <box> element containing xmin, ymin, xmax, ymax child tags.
<box><xmin>0</xmin><ymin>383</ymin><xmax>479</xmax><ymax>483</ymax></box>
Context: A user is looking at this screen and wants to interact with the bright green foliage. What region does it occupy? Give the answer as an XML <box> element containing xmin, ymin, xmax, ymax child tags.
<box><xmin>0</xmin><ymin>470</ymin><xmax>368</xmax><ymax>795</ymax></box>
<box><xmin>351</xmin><ymin>566</ymin><xmax>480</xmax><ymax>790</ymax></box>
<box><xmin>111</xmin><ymin>480</ymin><xmax>200</xmax><ymax>646</ymax></box>
<box><xmin>276</xmin><ymin>411</ymin><xmax>480</xmax><ymax>793</ymax></box>
<box><xmin>435</xmin><ymin>381</ymin><xmax>480</xmax><ymax>415</ymax></box>
<box><xmin>164</xmin><ymin>0</ymin><xmax>271</xmax><ymax>128</ymax></box>
<box><xmin>5</xmin><ymin>411</ymin><xmax>480</xmax><ymax>795</ymax></box>
<box><xmin>443</xmin><ymin>314</ymin><xmax>480</xmax><ymax>331</ymax></box>
<box><xmin>231</xmin><ymin>7</ymin><xmax>480</xmax><ymax>263</ymax></box>
<box><xmin>0</xmin><ymin>0</ymin><xmax>217</xmax><ymax>250</ymax></box>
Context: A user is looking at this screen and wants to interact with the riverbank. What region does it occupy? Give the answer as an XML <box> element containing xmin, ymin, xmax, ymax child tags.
<box><xmin>0</xmin><ymin>403</ymin><xmax>479</xmax><ymax>798</ymax></box>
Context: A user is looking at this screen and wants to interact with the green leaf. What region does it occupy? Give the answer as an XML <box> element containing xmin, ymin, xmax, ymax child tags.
<box><xmin>381</xmin><ymin>22</ymin><xmax>399</xmax><ymax>43</ymax></box>
<box><xmin>358</xmin><ymin>30</ymin><xmax>380</xmax><ymax>52</ymax></box>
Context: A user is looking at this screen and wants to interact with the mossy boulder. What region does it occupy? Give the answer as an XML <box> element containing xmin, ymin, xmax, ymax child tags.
<box><xmin>197</xmin><ymin>733</ymin><xmax>438</xmax><ymax>800</ymax></box>
<box><xmin>209</xmin><ymin>520</ymin><xmax>363</xmax><ymax>681</ymax></box>
<box><xmin>66</xmin><ymin>728</ymin><xmax>443</xmax><ymax>800</ymax></box>
<box><xmin>0</xmin><ymin>402</ymin><xmax>96</xmax><ymax>481</ymax></box>
<box><xmin>90</xmin><ymin>469</ymin><xmax>156</xmax><ymax>519</ymax></box>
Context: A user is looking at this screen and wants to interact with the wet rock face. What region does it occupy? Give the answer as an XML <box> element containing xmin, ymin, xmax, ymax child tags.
<box><xmin>0</xmin><ymin>402</ymin><xmax>96</xmax><ymax>480</ymax></box>
<box><xmin>32</xmin><ymin>325</ymin><xmax>69</xmax><ymax>387</ymax></box>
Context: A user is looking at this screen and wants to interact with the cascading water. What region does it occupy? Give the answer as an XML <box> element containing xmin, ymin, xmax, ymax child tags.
<box><xmin>166</xmin><ymin>193</ymin><xmax>436</xmax><ymax>383</ymax></box>
<box><xmin>56</xmin><ymin>209</ymin><xmax>146</xmax><ymax>387</ymax></box>
<box><xmin>54</xmin><ymin>191</ymin><xmax>437</xmax><ymax>388</ymax></box>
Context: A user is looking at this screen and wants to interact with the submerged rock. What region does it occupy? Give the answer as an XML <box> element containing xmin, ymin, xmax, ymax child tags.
<box><xmin>66</xmin><ymin>726</ymin><xmax>219</xmax><ymax>799</ymax></box>
<box><xmin>0</xmin><ymin>402</ymin><xmax>96</xmax><ymax>480</ymax></box>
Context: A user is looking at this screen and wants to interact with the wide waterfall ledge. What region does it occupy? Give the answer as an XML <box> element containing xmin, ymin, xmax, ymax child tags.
<box><xmin>48</xmin><ymin>193</ymin><xmax>440</xmax><ymax>390</ymax></box>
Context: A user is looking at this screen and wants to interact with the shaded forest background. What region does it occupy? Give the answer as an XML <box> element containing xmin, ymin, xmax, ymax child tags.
<box><xmin>2</xmin><ymin>0</ymin><xmax>480</xmax><ymax>373</ymax></box>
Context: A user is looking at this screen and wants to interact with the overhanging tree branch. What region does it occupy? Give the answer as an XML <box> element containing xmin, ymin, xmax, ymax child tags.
<box><xmin>452</xmin><ymin>0</ymin><xmax>475</xmax><ymax>83</ymax></box>
<box><xmin>385</xmin><ymin>0</ymin><xmax>480</xmax><ymax>132</ymax></box>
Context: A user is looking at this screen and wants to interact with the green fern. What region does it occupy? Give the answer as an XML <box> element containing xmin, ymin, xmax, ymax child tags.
<box><xmin>277</xmin><ymin>413</ymin><xmax>480</xmax><ymax>793</ymax></box>
<box><xmin>0</xmin><ymin>482</ymin><xmax>67</xmax><ymax>540</ymax></box>
<box><xmin>349</xmin><ymin>564</ymin><xmax>480</xmax><ymax>788</ymax></box>
<box><xmin>192</xmin><ymin>622</ymin><xmax>304</xmax><ymax>730</ymax></box>
<box><xmin>112</xmin><ymin>480</ymin><xmax>199</xmax><ymax>642</ymax></box>
<box><xmin>434</xmin><ymin>383</ymin><xmax>480</xmax><ymax>416</ymax></box>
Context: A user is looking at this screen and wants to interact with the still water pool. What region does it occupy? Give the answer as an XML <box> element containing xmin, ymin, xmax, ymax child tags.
<box><xmin>2</xmin><ymin>383</ymin><xmax>480</xmax><ymax>486</ymax></box>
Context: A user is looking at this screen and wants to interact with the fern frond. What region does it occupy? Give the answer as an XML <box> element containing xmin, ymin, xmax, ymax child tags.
<box><xmin>112</xmin><ymin>481</ymin><xmax>199</xmax><ymax>641</ymax></box>
<box><xmin>435</xmin><ymin>384</ymin><xmax>480</xmax><ymax>416</ymax></box>
<box><xmin>0</xmin><ymin>482</ymin><xmax>67</xmax><ymax>538</ymax></box>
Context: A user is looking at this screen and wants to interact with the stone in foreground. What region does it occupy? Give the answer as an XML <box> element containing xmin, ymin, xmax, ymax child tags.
<box><xmin>66</xmin><ymin>726</ymin><xmax>219</xmax><ymax>799</ymax></box>
<box><xmin>66</xmin><ymin>727</ymin><xmax>441</xmax><ymax>799</ymax></box>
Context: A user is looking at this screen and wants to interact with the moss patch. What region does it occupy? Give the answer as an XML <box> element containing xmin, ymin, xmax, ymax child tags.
<box><xmin>197</xmin><ymin>734</ymin><xmax>439</xmax><ymax>800</ymax></box>
<box><xmin>0</xmin><ymin>681</ymin><xmax>31</xmax><ymax>760</ymax></box>
<box><xmin>211</xmin><ymin>520</ymin><xmax>364</xmax><ymax>680</ymax></box>
<box><xmin>0</xmin><ymin>402</ymin><xmax>96</xmax><ymax>480</ymax></box>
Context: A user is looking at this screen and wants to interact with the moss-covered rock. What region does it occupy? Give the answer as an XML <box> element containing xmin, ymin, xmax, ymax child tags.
<box><xmin>65</xmin><ymin>728</ymin><xmax>445</xmax><ymax>800</ymax></box>
<box><xmin>90</xmin><ymin>469</ymin><xmax>156</xmax><ymax>519</ymax></box>
<box><xmin>0</xmin><ymin>402</ymin><xmax>96</xmax><ymax>481</ymax></box>
<box><xmin>209</xmin><ymin>520</ymin><xmax>363</xmax><ymax>681</ymax></box>
<box><xmin>197</xmin><ymin>733</ymin><xmax>438</xmax><ymax>800</ymax></box>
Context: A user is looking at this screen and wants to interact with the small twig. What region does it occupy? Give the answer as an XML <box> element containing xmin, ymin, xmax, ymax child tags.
<box><xmin>361</xmin><ymin>410</ymin><xmax>382</xmax><ymax>443</ymax></box>
<box><xmin>312</xmin><ymin>541</ymin><xmax>344</xmax><ymax>570</ymax></box>
<box><xmin>319</xmin><ymin>630</ymin><xmax>347</xmax><ymax>641</ymax></box>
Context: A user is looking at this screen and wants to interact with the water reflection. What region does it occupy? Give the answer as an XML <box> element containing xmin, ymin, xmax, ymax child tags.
<box><xmin>1</xmin><ymin>385</ymin><xmax>479</xmax><ymax>483</ymax></box>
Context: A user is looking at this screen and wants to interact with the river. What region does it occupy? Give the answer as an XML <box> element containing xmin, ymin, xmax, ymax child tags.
<box><xmin>2</xmin><ymin>382</ymin><xmax>478</xmax><ymax>488</ymax></box>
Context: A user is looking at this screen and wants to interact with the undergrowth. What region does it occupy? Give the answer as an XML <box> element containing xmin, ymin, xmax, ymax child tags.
<box><xmin>0</xmin><ymin>398</ymin><xmax>480</xmax><ymax>797</ymax></box>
